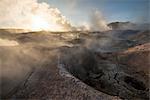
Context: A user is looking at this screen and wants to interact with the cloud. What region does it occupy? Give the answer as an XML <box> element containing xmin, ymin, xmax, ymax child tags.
<box><xmin>0</xmin><ymin>0</ymin><xmax>74</xmax><ymax>31</ymax></box>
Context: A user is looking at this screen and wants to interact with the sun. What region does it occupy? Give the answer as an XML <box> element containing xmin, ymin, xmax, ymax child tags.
<box><xmin>31</xmin><ymin>15</ymin><xmax>63</xmax><ymax>31</ymax></box>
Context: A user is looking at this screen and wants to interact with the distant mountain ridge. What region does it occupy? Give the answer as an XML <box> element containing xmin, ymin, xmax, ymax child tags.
<box><xmin>108</xmin><ymin>21</ymin><xmax>149</xmax><ymax>30</ymax></box>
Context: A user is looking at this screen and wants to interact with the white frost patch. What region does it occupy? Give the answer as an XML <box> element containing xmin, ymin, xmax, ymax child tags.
<box><xmin>0</xmin><ymin>38</ymin><xmax>19</xmax><ymax>46</ymax></box>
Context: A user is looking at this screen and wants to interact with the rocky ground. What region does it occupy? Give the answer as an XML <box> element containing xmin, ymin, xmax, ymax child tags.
<box><xmin>0</xmin><ymin>29</ymin><xmax>149</xmax><ymax>99</ymax></box>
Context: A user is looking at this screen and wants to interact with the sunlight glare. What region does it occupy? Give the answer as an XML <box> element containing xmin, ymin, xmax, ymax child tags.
<box><xmin>31</xmin><ymin>15</ymin><xmax>63</xmax><ymax>31</ymax></box>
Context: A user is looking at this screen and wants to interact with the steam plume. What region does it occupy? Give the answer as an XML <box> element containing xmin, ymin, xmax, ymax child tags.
<box><xmin>0</xmin><ymin>38</ymin><xmax>19</xmax><ymax>46</ymax></box>
<box><xmin>0</xmin><ymin>0</ymin><xmax>73</xmax><ymax>31</ymax></box>
<box><xmin>90</xmin><ymin>10</ymin><xmax>111</xmax><ymax>31</ymax></box>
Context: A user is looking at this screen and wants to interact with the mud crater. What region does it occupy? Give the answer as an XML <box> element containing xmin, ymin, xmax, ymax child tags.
<box><xmin>60</xmin><ymin>47</ymin><xmax>149</xmax><ymax>100</ymax></box>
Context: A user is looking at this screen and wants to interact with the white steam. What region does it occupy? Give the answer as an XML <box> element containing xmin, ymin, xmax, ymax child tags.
<box><xmin>0</xmin><ymin>0</ymin><xmax>73</xmax><ymax>31</ymax></box>
<box><xmin>0</xmin><ymin>0</ymin><xmax>111</xmax><ymax>32</ymax></box>
<box><xmin>90</xmin><ymin>10</ymin><xmax>111</xmax><ymax>31</ymax></box>
<box><xmin>0</xmin><ymin>38</ymin><xmax>19</xmax><ymax>46</ymax></box>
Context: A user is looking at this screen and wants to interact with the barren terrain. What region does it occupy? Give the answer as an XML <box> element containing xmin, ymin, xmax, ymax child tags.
<box><xmin>0</xmin><ymin>29</ymin><xmax>149</xmax><ymax>99</ymax></box>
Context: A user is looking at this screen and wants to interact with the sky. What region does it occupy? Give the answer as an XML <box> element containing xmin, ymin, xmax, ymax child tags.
<box><xmin>0</xmin><ymin>0</ymin><xmax>149</xmax><ymax>31</ymax></box>
<box><xmin>39</xmin><ymin>0</ymin><xmax>149</xmax><ymax>25</ymax></box>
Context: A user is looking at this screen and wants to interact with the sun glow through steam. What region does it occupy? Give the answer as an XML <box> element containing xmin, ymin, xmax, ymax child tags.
<box><xmin>31</xmin><ymin>15</ymin><xmax>63</xmax><ymax>31</ymax></box>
